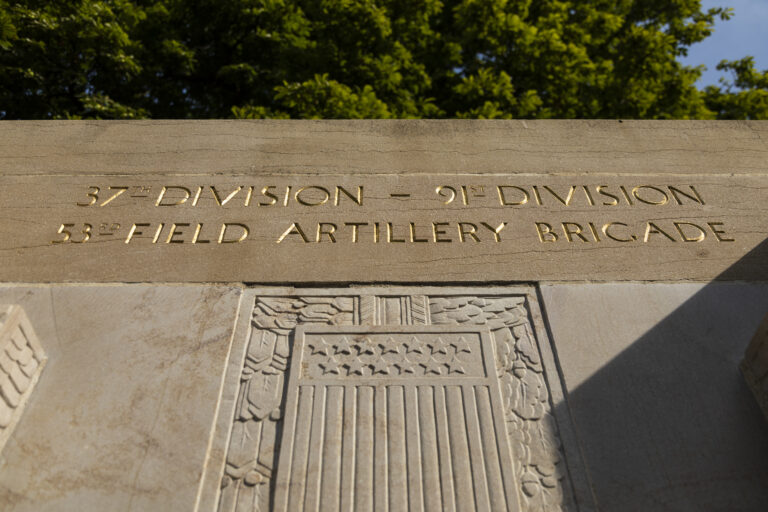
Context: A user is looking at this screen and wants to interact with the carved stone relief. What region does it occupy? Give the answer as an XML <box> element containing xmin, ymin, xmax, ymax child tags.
<box><xmin>0</xmin><ymin>305</ymin><xmax>46</xmax><ymax>453</ymax></box>
<box><xmin>209</xmin><ymin>288</ymin><xmax>579</xmax><ymax>512</ymax></box>
<box><xmin>742</xmin><ymin>312</ymin><xmax>768</xmax><ymax>421</ymax></box>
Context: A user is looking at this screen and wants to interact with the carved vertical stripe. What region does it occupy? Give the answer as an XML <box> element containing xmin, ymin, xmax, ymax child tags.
<box><xmin>433</xmin><ymin>387</ymin><xmax>456</xmax><ymax>512</ymax></box>
<box><xmin>446</xmin><ymin>386</ymin><xmax>475</xmax><ymax>511</ymax></box>
<box><xmin>401</xmin><ymin>297</ymin><xmax>412</xmax><ymax>325</ymax></box>
<box><xmin>388</xmin><ymin>385</ymin><xmax>408</xmax><ymax>512</ymax></box>
<box><xmin>463</xmin><ymin>386</ymin><xmax>491</xmax><ymax>511</ymax></box>
<box><xmin>417</xmin><ymin>386</ymin><xmax>441</xmax><ymax>512</ymax></box>
<box><xmin>319</xmin><ymin>386</ymin><xmax>344</xmax><ymax>511</ymax></box>
<box><xmin>340</xmin><ymin>386</ymin><xmax>358</xmax><ymax>512</ymax></box>
<box><xmin>355</xmin><ymin>386</ymin><xmax>375</xmax><ymax>511</ymax></box>
<box><xmin>405</xmin><ymin>386</ymin><xmax>425</xmax><ymax>512</ymax></box>
<box><xmin>303</xmin><ymin>385</ymin><xmax>327</xmax><ymax>511</ymax></box>
<box><xmin>475</xmin><ymin>385</ymin><xmax>517</xmax><ymax>511</ymax></box>
<box><xmin>284</xmin><ymin>386</ymin><xmax>314</xmax><ymax>512</ymax></box>
<box><xmin>374</xmin><ymin>386</ymin><xmax>389</xmax><ymax>512</ymax></box>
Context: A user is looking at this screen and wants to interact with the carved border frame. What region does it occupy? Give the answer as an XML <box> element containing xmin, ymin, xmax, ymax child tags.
<box><xmin>195</xmin><ymin>286</ymin><xmax>594</xmax><ymax>512</ymax></box>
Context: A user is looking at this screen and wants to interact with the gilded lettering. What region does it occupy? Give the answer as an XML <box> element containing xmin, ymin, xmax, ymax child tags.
<box><xmin>707</xmin><ymin>222</ymin><xmax>735</xmax><ymax>242</ymax></box>
<box><xmin>543</xmin><ymin>185</ymin><xmax>577</xmax><ymax>206</ymax></box>
<box><xmin>344</xmin><ymin>222</ymin><xmax>368</xmax><ymax>243</ymax></box>
<box><xmin>602</xmin><ymin>222</ymin><xmax>635</xmax><ymax>242</ymax></box>
<box><xmin>166</xmin><ymin>223</ymin><xmax>190</xmax><ymax>243</ymax></box>
<box><xmin>191</xmin><ymin>186</ymin><xmax>203</xmax><ymax>206</ymax></box>
<box><xmin>597</xmin><ymin>185</ymin><xmax>619</xmax><ymax>206</ymax></box>
<box><xmin>673</xmin><ymin>222</ymin><xmax>706</xmax><ymax>242</ymax></box>
<box><xmin>260</xmin><ymin>186</ymin><xmax>279</xmax><ymax>206</ymax></box>
<box><xmin>276</xmin><ymin>222</ymin><xmax>309</xmax><ymax>243</ymax></box>
<box><xmin>387</xmin><ymin>223</ymin><xmax>406</xmax><ymax>243</ymax></box>
<box><xmin>192</xmin><ymin>223</ymin><xmax>211</xmax><ymax>244</ymax></box>
<box><xmin>218</xmin><ymin>223</ymin><xmax>249</xmax><ymax>244</ymax></box>
<box><xmin>316</xmin><ymin>223</ymin><xmax>337</xmax><ymax>243</ymax></box>
<box><xmin>436</xmin><ymin>186</ymin><xmax>457</xmax><ymax>205</ymax></box>
<box><xmin>211</xmin><ymin>186</ymin><xmax>243</xmax><ymax>206</ymax></box>
<box><xmin>432</xmin><ymin>222</ymin><xmax>452</xmax><ymax>243</ymax></box>
<box><xmin>335</xmin><ymin>186</ymin><xmax>363</xmax><ymax>206</ymax></box>
<box><xmin>295</xmin><ymin>186</ymin><xmax>330</xmax><ymax>207</ymax></box>
<box><xmin>669</xmin><ymin>185</ymin><xmax>705</xmax><ymax>205</ymax></box>
<box><xmin>409</xmin><ymin>223</ymin><xmax>428</xmax><ymax>243</ymax></box>
<box><xmin>643</xmin><ymin>221</ymin><xmax>676</xmax><ymax>242</ymax></box>
<box><xmin>562</xmin><ymin>222</ymin><xmax>589</xmax><ymax>242</ymax></box>
<box><xmin>588</xmin><ymin>222</ymin><xmax>602</xmax><ymax>242</ymax></box>
<box><xmin>619</xmin><ymin>185</ymin><xmax>634</xmax><ymax>205</ymax></box>
<box><xmin>480</xmin><ymin>222</ymin><xmax>507</xmax><ymax>242</ymax></box>
<box><xmin>633</xmin><ymin>186</ymin><xmax>669</xmax><ymax>206</ymax></box>
<box><xmin>535</xmin><ymin>222</ymin><xmax>557</xmax><ymax>242</ymax></box>
<box><xmin>497</xmin><ymin>186</ymin><xmax>529</xmax><ymax>206</ymax></box>
<box><xmin>152</xmin><ymin>223</ymin><xmax>164</xmax><ymax>244</ymax></box>
<box><xmin>125</xmin><ymin>223</ymin><xmax>151</xmax><ymax>243</ymax></box>
<box><xmin>156</xmin><ymin>186</ymin><xmax>191</xmax><ymax>206</ymax></box>
<box><xmin>458</xmin><ymin>222</ymin><xmax>480</xmax><ymax>242</ymax></box>
<box><xmin>532</xmin><ymin>186</ymin><xmax>543</xmax><ymax>205</ymax></box>
<box><xmin>244</xmin><ymin>186</ymin><xmax>254</xmax><ymax>207</ymax></box>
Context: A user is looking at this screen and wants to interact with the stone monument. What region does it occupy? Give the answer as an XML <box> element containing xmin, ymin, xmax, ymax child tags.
<box><xmin>0</xmin><ymin>120</ymin><xmax>766</xmax><ymax>511</ymax></box>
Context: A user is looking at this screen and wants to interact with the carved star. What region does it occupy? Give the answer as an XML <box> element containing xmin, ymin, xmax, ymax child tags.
<box><xmin>450</xmin><ymin>336</ymin><xmax>472</xmax><ymax>354</ymax></box>
<box><xmin>379</xmin><ymin>337</ymin><xmax>401</xmax><ymax>355</ymax></box>
<box><xmin>345</xmin><ymin>358</ymin><xmax>366</xmax><ymax>376</ymax></box>
<box><xmin>370</xmin><ymin>356</ymin><xmax>390</xmax><ymax>375</ymax></box>
<box><xmin>395</xmin><ymin>358</ymin><xmax>417</xmax><ymax>374</ymax></box>
<box><xmin>422</xmin><ymin>357</ymin><xmax>443</xmax><ymax>375</ymax></box>
<box><xmin>334</xmin><ymin>336</ymin><xmax>353</xmax><ymax>355</ymax></box>
<box><xmin>445</xmin><ymin>355</ymin><xmax>465</xmax><ymax>375</ymax></box>
<box><xmin>308</xmin><ymin>337</ymin><xmax>331</xmax><ymax>357</ymax></box>
<box><xmin>405</xmin><ymin>336</ymin><xmax>426</xmax><ymax>355</ymax></box>
<box><xmin>429</xmin><ymin>337</ymin><xmax>449</xmax><ymax>355</ymax></box>
<box><xmin>320</xmin><ymin>356</ymin><xmax>341</xmax><ymax>375</ymax></box>
<box><xmin>355</xmin><ymin>336</ymin><xmax>377</xmax><ymax>356</ymax></box>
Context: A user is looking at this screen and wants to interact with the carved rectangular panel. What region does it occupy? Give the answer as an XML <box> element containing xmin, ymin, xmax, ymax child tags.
<box><xmin>273</xmin><ymin>326</ymin><xmax>518</xmax><ymax>511</ymax></box>
<box><xmin>0</xmin><ymin>305</ymin><xmax>46</xmax><ymax>453</ymax></box>
<box><xmin>199</xmin><ymin>287</ymin><xmax>589</xmax><ymax>512</ymax></box>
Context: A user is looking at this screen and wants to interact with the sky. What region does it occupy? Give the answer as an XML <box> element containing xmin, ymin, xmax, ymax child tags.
<box><xmin>679</xmin><ymin>0</ymin><xmax>768</xmax><ymax>87</ymax></box>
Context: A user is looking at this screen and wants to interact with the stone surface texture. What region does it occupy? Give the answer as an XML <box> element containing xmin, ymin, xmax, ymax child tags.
<box><xmin>0</xmin><ymin>121</ymin><xmax>766</xmax><ymax>283</ymax></box>
<box><xmin>0</xmin><ymin>120</ymin><xmax>766</xmax><ymax>175</ymax></box>
<box><xmin>199</xmin><ymin>286</ymin><xmax>590</xmax><ymax>512</ymax></box>
<box><xmin>743</xmin><ymin>312</ymin><xmax>768</xmax><ymax>421</ymax></box>
<box><xmin>540</xmin><ymin>283</ymin><xmax>768</xmax><ymax>512</ymax></box>
<box><xmin>0</xmin><ymin>285</ymin><xmax>242</xmax><ymax>512</ymax></box>
<box><xmin>0</xmin><ymin>120</ymin><xmax>766</xmax><ymax>512</ymax></box>
<box><xmin>0</xmin><ymin>305</ymin><xmax>46</xmax><ymax>456</ymax></box>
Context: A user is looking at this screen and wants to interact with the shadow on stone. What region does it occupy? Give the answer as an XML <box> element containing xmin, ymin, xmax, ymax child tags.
<box><xmin>549</xmin><ymin>239</ymin><xmax>768</xmax><ymax>512</ymax></box>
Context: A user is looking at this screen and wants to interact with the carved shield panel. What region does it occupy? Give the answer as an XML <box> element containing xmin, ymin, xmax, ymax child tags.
<box><xmin>201</xmin><ymin>287</ymin><xmax>583</xmax><ymax>512</ymax></box>
<box><xmin>273</xmin><ymin>326</ymin><xmax>518</xmax><ymax>511</ymax></box>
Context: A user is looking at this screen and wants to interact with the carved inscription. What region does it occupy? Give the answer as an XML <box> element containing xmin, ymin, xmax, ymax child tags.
<box><xmin>213</xmin><ymin>289</ymin><xmax>578</xmax><ymax>512</ymax></box>
<box><xmin>52</xmin><ymin>180</ymin><xmax>735</xmax><ymax>246</ymax></box>
<box><xmin>0</xmin><ymin>305</ymin><xmax>46</xmax><ymax>453</ymax></box>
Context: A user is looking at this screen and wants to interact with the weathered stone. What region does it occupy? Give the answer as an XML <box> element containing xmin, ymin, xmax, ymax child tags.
<box><xmin>0</xmin><ymin>120</ymin><xmax>766</xmax><ymax>512</ymax></box>
<box><xmin>0</xmin><ymin>306</ymin><xmax>45</xmax><ymax>451</ymax></box>
<box><xmin>0</xmin><ymin>121</ymin><xmax>766</xmax><ymax>283</ymax></box>
<box><xmin>743</xmin><ymin>312</ymin><xmax>768</xmax><ymax>421</ymax></box>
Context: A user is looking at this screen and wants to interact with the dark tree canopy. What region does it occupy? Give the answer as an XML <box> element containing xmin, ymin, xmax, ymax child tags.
<box><xmin>0</xmin><ymin>0</ymin><xmax>766</xmax><ymax>119</ymax></box>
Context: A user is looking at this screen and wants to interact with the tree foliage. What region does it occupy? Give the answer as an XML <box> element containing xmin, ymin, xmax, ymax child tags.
<box><xmin>0</xmin><ymin>0</ymin><xmax>765</xmax><ymax>119</ymax></box>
